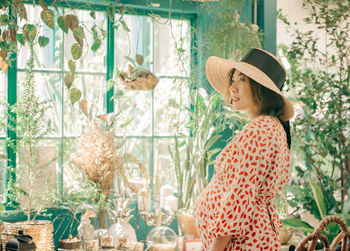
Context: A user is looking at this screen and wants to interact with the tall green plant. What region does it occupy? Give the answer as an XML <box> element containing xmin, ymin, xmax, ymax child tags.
<box><xmin>170</xmin><ymin>90</ymin><xmax>226</xmax><ymax>210</ymax></box>
<box><xmin>7</xmin><ymin>36</ymin><xmax>56</xmax><ymax>222</ymax></box>
<box><xmin>280</xmin><ymin>0</ymin><xmax>350</xmax><ymax>204</ymax></box>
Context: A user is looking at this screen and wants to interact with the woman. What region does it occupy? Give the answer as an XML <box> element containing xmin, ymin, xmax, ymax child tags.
<box><xmin>194</xmin><ymin>48</ymin><xmax>294</xmax><ymax>251</ymax></box>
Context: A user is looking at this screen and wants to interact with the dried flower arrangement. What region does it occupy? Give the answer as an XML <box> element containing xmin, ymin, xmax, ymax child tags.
<box><xmin>119</xmin><ymin>55</ymin><xmax>159</xmax><ymax>90</ymax></box>
<box><xmin>72</xmin><ymin>99</ymin><xmax>150</xmax><ymax>227</ymax></box>
<box><xmin>73</xmin><ymin>123</ymin><xmax>119</xmax><ymax>201</ymax></box>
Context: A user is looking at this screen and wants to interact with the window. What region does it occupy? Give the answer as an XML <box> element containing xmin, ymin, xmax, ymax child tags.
<box><xmin>4</xmin><ymin>3</ymin><xmax>193</xmax><ymax>200</ymax></box>
<box><xmin>114</xmin><ymin>14</ymin><xmax>191</xmax><ymax>192</ymax></box>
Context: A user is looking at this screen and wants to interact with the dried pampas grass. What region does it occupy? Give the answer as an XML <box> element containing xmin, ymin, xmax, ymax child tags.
<box><xmin>73</xmin><ymin>123</ymin><xmax>121</xmax><ymax>199</ymax></box>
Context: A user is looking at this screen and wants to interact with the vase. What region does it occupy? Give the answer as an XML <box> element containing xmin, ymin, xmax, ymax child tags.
<box><xmin>109</xmin><ymin>219</ymin><xmax>137</xmax><ymax>249</ymax></box>
<box><xmin>176</xmin><ymin>211</ymin><xmax>199</xmax><ymax>238</ymax></box>
<box><xmin>146</xmin><ymin>226</ymin><xmax>177</xmax><ymax>251</ymax></box>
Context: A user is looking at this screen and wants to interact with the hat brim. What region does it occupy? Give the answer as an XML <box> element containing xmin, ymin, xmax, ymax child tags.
<box><xmin>206</xmin><ymin>56</ymin><xmax>294</xmax><ymax>121</ymax></box>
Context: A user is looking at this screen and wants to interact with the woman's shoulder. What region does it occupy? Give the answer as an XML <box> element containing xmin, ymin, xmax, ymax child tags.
<box><xmin>239</xmin><ymin>115</ymin><xmax>281</xmax><ymax>139</ymax></box>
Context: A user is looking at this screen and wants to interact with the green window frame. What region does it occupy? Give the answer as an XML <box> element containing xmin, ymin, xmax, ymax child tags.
<box><xmin>2</xmin><ymin>0</ymin><xmax>199</xmax><ymax>204</ymax></box>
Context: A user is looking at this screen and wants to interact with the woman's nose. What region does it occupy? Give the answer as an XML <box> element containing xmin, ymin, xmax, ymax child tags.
<box><xmin>229</xmin><ymin>83</ymin><xmax>238</xmax><ymax>93</ymax></box>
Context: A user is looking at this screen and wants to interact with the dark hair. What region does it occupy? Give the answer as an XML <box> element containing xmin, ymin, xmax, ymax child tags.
<box><xmin>249</xmin><ymin>78</ymin><xmax>291</xmax><ymax>149</ymax></box>
<box><xmin>229</xmin><ymin>69</ymin><xmax>291</xmax><ymax>149</ymax></box>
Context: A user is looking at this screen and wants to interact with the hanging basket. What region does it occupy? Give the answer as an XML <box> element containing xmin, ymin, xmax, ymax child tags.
<box><xmin>121</xmin><ymin>72</ymin><xmax>159</xmax><ymax>91</ymax></box>
<box><xmin>1</xmin><ymin>220</ymin><xmax>54</xmax><ymax>251</ymax></box>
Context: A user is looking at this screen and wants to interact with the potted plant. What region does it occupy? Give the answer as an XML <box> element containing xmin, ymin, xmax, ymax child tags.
<box><xmin>55</xmin><ymin>177</ymin><xmax>103</xmax><ymax>250</ymax></box>
<box><xmin>119</xmin><ymin>55</ymin><xmax>159</xmax><ymax>90</ymax></box>
<box><xmin>2</xmin><ymin>23</ymin><xmax>56</xmax><ymax>250</ymax></box>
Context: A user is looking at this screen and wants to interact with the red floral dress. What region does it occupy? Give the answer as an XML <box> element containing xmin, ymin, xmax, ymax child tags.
<box><xmin>194</xmin><ymin>116</ymin><xmax>290</xmax><ymax>251</ymax></box>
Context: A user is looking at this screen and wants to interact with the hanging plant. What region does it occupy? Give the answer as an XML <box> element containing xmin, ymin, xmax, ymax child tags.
<box><xmin>0</xmin><ymin>0</ymin><xmax>129</xmax><ymax>104</ymax></box>
<box><xmin>119</xmin><ymin>55</ymin><xmax>159</xmax><ymax>90</ymax></box>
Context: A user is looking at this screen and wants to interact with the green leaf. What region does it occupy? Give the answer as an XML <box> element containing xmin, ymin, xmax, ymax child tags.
<box><xmin>16</xmin><ymin>33</ymin><xmax>25</xmax><ymax>45</ymax></box>
<box><xmin>71</xmin><ymin>43</ymin><xmax>82</xmax><ymax>60</ymax></box>
<box><xmin>309</xmin><ymin>177</ymin><xmax>327</xmax><ymax>220</ymax></box>
<box><xmin>0</xmin><ymin>14</ymin><xmax>9</xmax><ymax>25</ymax></box>
<box><xmin>65</xmin><ymin>15</ymin><xmax>79</xmax><ymax>30</ymax></box>
<box><xmin>73</xmin><ymin>26</ymin><xmax>85</xmax><ymax>40</ymax></box>
<box><xmin>23</xmin><ymin>24</ymin><xmax>37</xmax><ymax>43</ymax></box>
<box><xmin>38</xmin><ymin>36</ymin><xmax>49</xmax><ymax>47</ymax></box>
<box><xmin>68</xmin><ymin>60</ymin><xmax>76</xmax><ymax>74</ymax></box>
<box><xmin>70</xmin><ymin>87</ymin><xmax>81</xmax><ymax>104</ymax></box>
<box><xmin>120</xmin><ymin>19</ymin><xmax>130</xmax><ymax>32</ymax></box>
<box><xmin>281</xmin><ymin>218</ymin><xmax>314</xmax><ymax>233</ymax></box>
<box><xmin>64</xmin><ymin>72</ymin><xmax>74</xmax><ymax>89</ymax></box>
<box><xmin>40</xmin><ymin>9</ymin><xmax>54</xmax><ymax>29</ymax></box>
<box><xmin>57</xmin><ymin>16</ymin><xmax>68</xmax><ymax>34</ymax></box>
<box><xmin>119</xmin><ymin>117</ymin><xmax>132</xmax><ymax>128</ymax></box>
<box><xmin>91</xmin><ymin>38</ymin><xmax>101</xmax><ymax>52</ymax></box>
<box><xmin>90</xmin><ymin>10</ymin><xmax>96</xmax><ymax>19</ymax></box>
<box><xmin>106</xmin><ymin>79</ymin><xmax>115</xmax><ymax>91</ymax></box>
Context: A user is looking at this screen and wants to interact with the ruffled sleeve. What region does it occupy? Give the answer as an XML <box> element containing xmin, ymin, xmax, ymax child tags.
<box><xmin>208</xmin><ymin>122</ymin><xmax>268</xmax><ymax>239</ymax></box>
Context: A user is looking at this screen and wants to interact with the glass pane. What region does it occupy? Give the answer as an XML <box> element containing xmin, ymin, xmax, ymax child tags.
<box><xmin>115</xmin><ymin>15</ymin><xmax>152</xmax><ymax>73</ymax></box>
<box><xmin>154</xmin><ymin>18</ymin><xmax>191</xmax><ymax>77</ymax></box>
<box><xmin>154</xmin><ymin>138</ymin><xmax>178</xmax><ymax>192</ymax></box>
<box><xmin>0</xmin><ymin>72</ymin><xmax>7</xmax><ymax>137</ymax></box>
<box><xmin>63</xmin><ymin>138</ymin><xmax>79</xmax><ymax>188</ymax></box>
<box><xmin>64</xmin><ymin>9</ymin><xmax>107</xmax><ymax>73</ymax></box>
<box><xmin>18</xmin><ymin>5</ymin><xmax>62</xmax><ymax>69</ymax></box>
<box><xmin>154</xmin><ymin>78</ymin><xmax>190</xmax><ymax>136</ymax></box>
<box><xmin>114</xmin><ymin>88</ymin><xmax>151</xmax><ymax>136</ymax></box>
<box><xmin>0</xmin><ymin>140</ymin><xmax>6</xmax><ymax>203</ymax></box>
<box><xmin>115</xmin><ymin>138</ymin><xmax>151</xmax><ymax>193</ymax></box>
<box><xmin>17</xmin><ymin>72</ymin><xmax>61</xmax><ymax>137</ymax></box>
<box><xmin>16</xmin><ymin>139</ymin><xmax>58</xmax><ymax>208</ymax></box>
<box><xmin>64</xmin><ymin>74</ymin><xmax>106</xmax><ymax>136</ymax></box>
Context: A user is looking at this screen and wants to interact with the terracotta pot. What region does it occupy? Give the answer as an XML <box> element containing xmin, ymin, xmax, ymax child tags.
<box><xmin>58</xmin><ymin>239</ymin><xmax>81</xmax><ymax>250</ymax></box>
<box><xmin>176</xmin><ymin>213</ymin><xmax>199</xmax><ymax>238</ymax></box>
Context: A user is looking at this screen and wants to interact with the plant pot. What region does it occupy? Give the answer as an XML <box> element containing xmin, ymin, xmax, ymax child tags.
<box><xmin>176</xmin><ymin>212</ymin><xmax>199</xmax><ymax>238</ymax></box>
<box><xmin>58</xmin><ymin>239</ymin><xmax>81</xmax><ymax>250</ymax></box>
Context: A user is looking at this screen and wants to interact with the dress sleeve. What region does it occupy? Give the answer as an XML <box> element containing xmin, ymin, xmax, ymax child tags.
<box><xmin>208</xmin><ymin>124</ymin><xmax>267</xmax><ymax>239</ymax></box>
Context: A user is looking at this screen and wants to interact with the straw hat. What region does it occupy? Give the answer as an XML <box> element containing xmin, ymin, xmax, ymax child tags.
<box><xmin>206</xmin><ymin>48</ymin><xmax>294</xmax><ymax>121</ymax></box>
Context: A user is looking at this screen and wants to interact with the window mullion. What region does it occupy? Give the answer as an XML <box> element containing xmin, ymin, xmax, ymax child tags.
<box><xmin>6</xmin><ymin>7</ymin><xmax>18</xmax><ymax>205</ymax></box>
<box><xmin>107</xmin><ymin>17</ymin><xmax>114</xmax><ymax>114</ymax></box>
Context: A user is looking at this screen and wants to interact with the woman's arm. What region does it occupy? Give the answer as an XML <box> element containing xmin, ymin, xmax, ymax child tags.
<box><xmin>208</xmin><ymin>235</ymin><xmax>232</xmax><ymax>251</ymax></box>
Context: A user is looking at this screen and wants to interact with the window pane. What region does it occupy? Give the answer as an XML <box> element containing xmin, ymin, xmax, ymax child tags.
<box><xmin>18</xmin><ymin>5</ymin><xmax>62</xmax><ymax>69</ymax></box>
<box><xmin>154</xmin><ymin>18</ymin><xmax>191</xmax><ymax>77</ymax></box>
<box><xmin>154</xmin><ymin>78</ymin><xmax>189</xmax><ymax>136</ymax></box>
<box><xmin>116</xmin><ymin>138</ymin><xmax>151</xmax><ymax>192</ymax></box>
<box><xmin>154</xmin><ymin>138</ymin><xmax>187</xmax><ymax>194</ymax></box>
<box><xmin>17</xmin><ymin>72</ymin><xmax>61</xmax><ymax>137</ymax></box>
<box><xmin>114</xmin><ymin>89</ymin><xmax>152</xmax><ymax>136</ymax></box>
<box><xmin>64</xmin><ymin>9</ymin><xmax>107</xmax><ymax>73</ymax></box>
<box><xmin>0</xmin><ymin>72</ymin><xmax>7</xmax><ymax>137</ymax></box>
<box><xmin>17</xmin><ymin>139</ymin><xmax>58</xmax><ymax>208</ymax></box>
<box><xmin>115</xmin><ymin>15</ymin><xmax>152</xmax><ymax>72</ymax></box>
<box><xmin>64</xmin><ymin>74</ymin><xmax>106</xmax><ymax>136</ymax></box>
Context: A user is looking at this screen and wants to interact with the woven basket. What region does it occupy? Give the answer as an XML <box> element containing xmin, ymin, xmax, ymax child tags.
<box><xmin>296</xmin><ymin>215</ymin><xmax>350</xmax><ymax>251</ymax></box>
<box><xmin>1</xmin><ymin>220</ymin><xmax>54</xmax><ymax>251</ymax></box>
